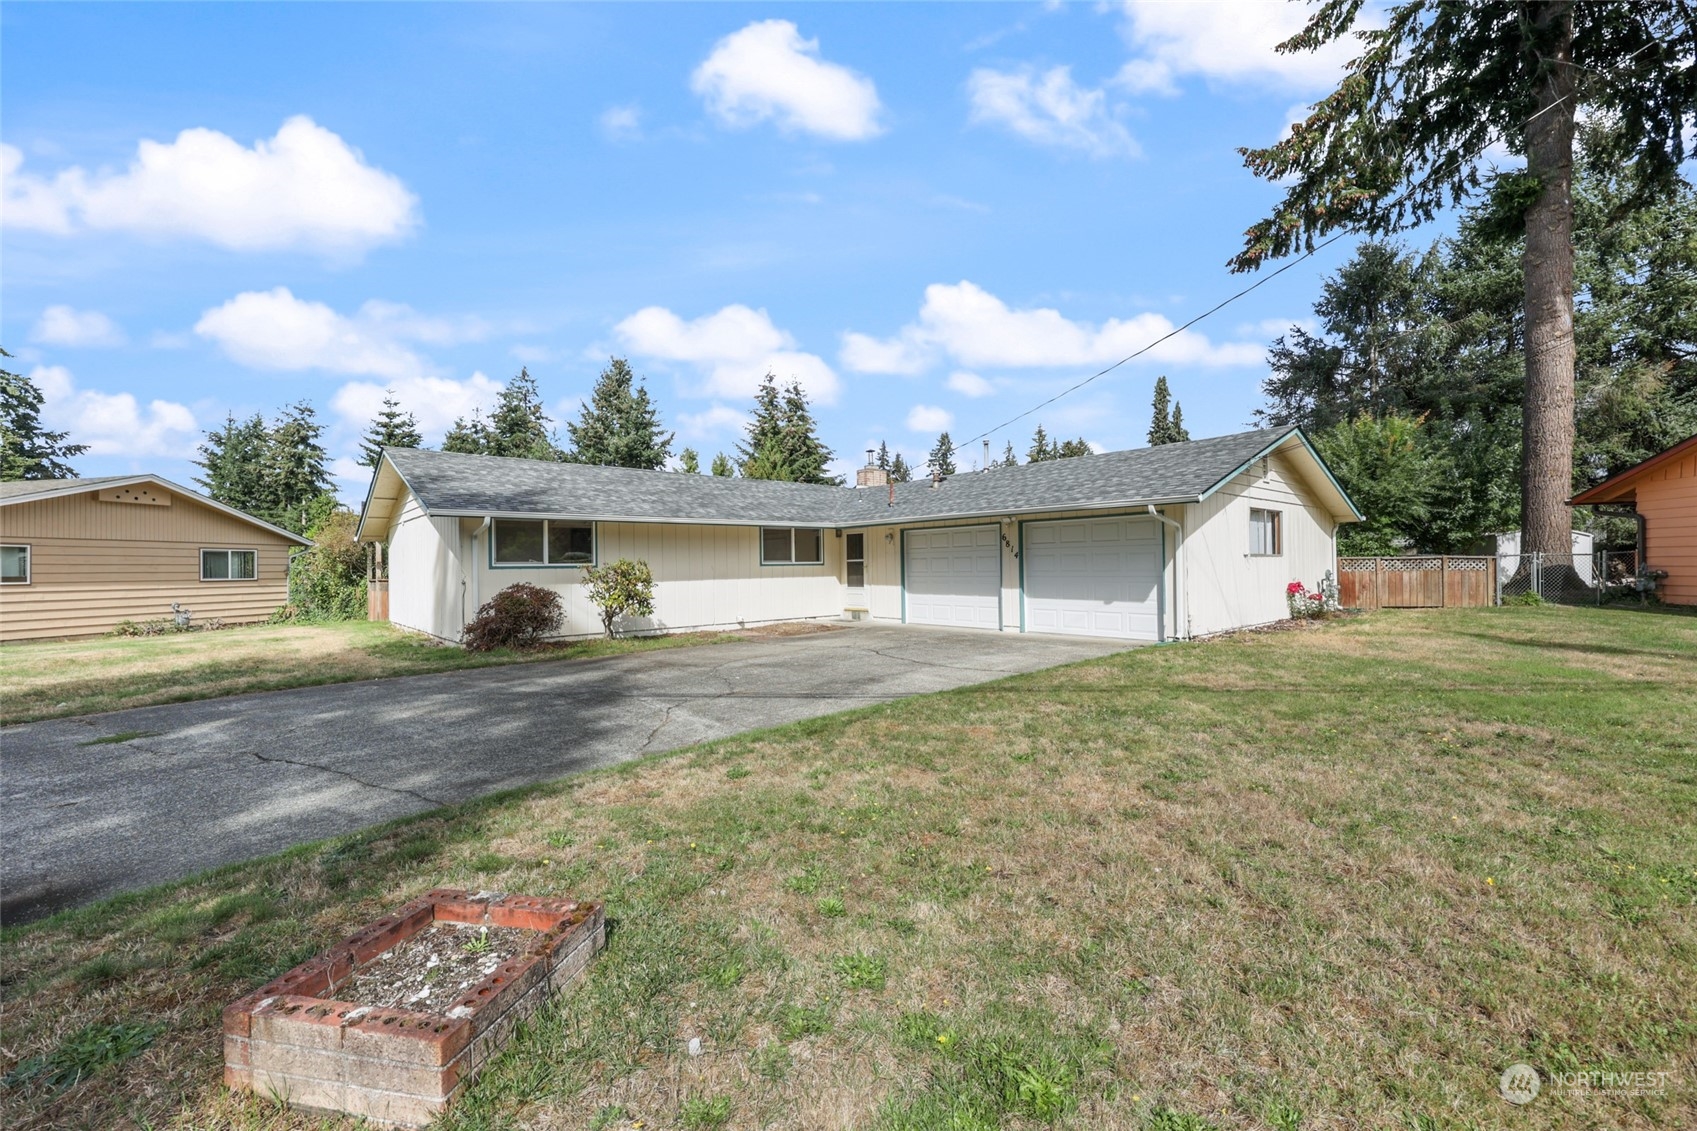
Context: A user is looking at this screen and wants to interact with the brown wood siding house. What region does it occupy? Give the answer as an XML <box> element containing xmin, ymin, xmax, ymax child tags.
<box><xmin>1571</xmin><ymin>433</ymin><xmax>1697</xmax><ymax>606</ymax></box>
<box><xmin>0</xmin><ymin>476</ymin><xmax>312</xmax><ymax>643</ymax></box>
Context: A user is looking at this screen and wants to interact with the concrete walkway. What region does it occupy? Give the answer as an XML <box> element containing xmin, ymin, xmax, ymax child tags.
<box><xmin>2</xmin><ymin>624</ymin><xmax>1134</xmax><ymax>923</ymax></box>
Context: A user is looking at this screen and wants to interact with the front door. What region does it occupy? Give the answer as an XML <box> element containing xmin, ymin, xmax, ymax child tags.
<box><xmin>845</xmin><ymin>532</ymin><xmax>866</xmax><ymax>609</ymax></box>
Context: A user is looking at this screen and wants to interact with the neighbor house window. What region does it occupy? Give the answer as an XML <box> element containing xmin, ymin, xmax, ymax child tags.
<box><xmin>201</xmin><ymin>548</ymin><xmax>257</xmax><ymax>580</ymax></box>
<box><xmin>1249</xmin><ymin>509</ymin><xmax>1282</xmax><ymax>556</ymax></box>
<box><xmin>492</xmin><ymin>519</ymin><xmax>593</xmax><ymax>566</ymax></box>
<box><xmin>1</xmin><ymin>545</ymin><xmax>30</xmax><ymax>585</ymax></box>
<box><xmin>760</xmin><ymin>527</ymin><xmax>823</xmax><ymax>565</ymax></box>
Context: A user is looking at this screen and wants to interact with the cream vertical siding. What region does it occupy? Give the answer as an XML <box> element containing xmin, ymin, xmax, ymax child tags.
<box><xmin>1178</xmin><ymin>450</ymin><xmax>1338</xmax><ymax>637</ymax></box>
<box><xmin>0</xmin><ymin>488</ymin><xmax>299</xmax><ymax>642</ymax></box>
<box><xmin>385</xmin><ymin>487</ymin><xmax>468</xmax><ymax>640</ymax></box>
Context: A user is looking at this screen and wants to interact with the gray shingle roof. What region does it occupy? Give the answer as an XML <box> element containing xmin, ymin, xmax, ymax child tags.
<box><xmin>383</xmin><ymin>427</ymin><xmax>1304</xmax><ymax>528</ymax></box>
<box><xmin>0</xmin><ymin>476</ymin><xmax>132</xmax><ymax>501</ymax></box>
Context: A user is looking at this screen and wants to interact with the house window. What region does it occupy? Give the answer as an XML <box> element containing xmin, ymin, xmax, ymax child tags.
<box><xmin>1249</xmin><ymin>509</ymin><xmax>1282</xmax><ymax>556</ymax></box>
<box><xmin>1</xmin><ymin>544</ymin><xmax>30</xmax><ymax>585</ymax></box>
<box><xmin>760</xmin><ymin>527</ymin><xmax>823</xmax><ymax>565</ymax></box>
<box><xmin>493</xmin><ymin>519</ymin><xmax>594</xmax><ymax>566</ymax></box>
<box><xmin>845</xmin><ymin>532</ymin><xmax>865</xmax><ymax>589</ymax></box>
<box><xmin>201</xmin><ymin>548</ymin><xmax>258</xmax><ymax>580</ymax></box>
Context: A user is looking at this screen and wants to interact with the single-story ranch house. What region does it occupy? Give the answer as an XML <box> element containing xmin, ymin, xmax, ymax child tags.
<box><xmin>355</xmin><ymin>426</ymin><xmax>1361</xmax><ymax>644</ymax></box>
<box><xmin>0</xmin><ymin>475</ymin><xmax>311</xmax><ymax>643</ymax></box>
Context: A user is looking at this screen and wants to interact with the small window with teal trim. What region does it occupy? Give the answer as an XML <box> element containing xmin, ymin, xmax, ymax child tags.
<box><xmin>494</xmin><ymin>519</ymin><xmax>593</xmax><ymax>566</ymax></box>
<box><xmin>760</xmin><ymin>527</ymin><xmax>823</xmax><ymax>565</ymax></box>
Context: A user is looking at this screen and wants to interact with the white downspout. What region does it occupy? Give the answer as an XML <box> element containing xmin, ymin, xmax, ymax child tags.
<box><xmin>1146</xmin><ymin>505</ymin><xmax>1187</xmax><ymax>641</ymax></box>
<box><xmin>467</xmin><ymin>516</ymin><xmax>491</xmax><ymax>637</ymax></box>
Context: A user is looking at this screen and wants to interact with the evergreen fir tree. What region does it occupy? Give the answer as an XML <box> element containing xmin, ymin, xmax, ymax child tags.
<box><xmin>741</xmin><ymin>434</ymin><xmax>800</xmax><ymax>481</ymax></box>
<box><xmin>1170</xmin><ymin>403</ymin><xmax>1190</xmax><ymax>443</ymax></box>
<box><xmin>564</xmin><ymin>357</ymin><xmax>673</xmax><ymax>468</ymax></box>
<box><xmin>357</xmin><ymin>391</ymin><xmax>423</xmax><ymax>468</ymax></box>
<box><xmin>1148</xmin><ymin>376</ymin><xmax>1177</xmax><ymax>445</ymax></box>
<box><xmin>736</xmin><ymin>374</ymin><xmax>786</xmax><ymax>475</ymax></box>
<box><xmin>998</xmin><ymin>441</ymin><xmax>1018</xmax><ymax>468</ymax></box>
<box><xmin>265</xmin><ymin>401</ymin><xmax>335</xmax><ymax>535</ymax></box>
<box><xmin>1027</xmin><ymin>425</ymin><xmax>1055</xmax><ymax>463</ymax></box>
<box><xmin>194</xmin><ymin>412</ymin><xmax>271</xmax><ymax>515</ymax></box>
<box><xmin>1</xmin><ymin>351</ymin><xmax>87</xmax><ymax>480</ymax></box>
<box><xmin>778</xmin><ymin>380</ymin><xmax>840</xmax><ymax>484</ymax></box>
<box><xmin>889</xmin><ymin>452</ymin><xmax>913</xmax><ymax>483</ymax></box>
<box><xmin>442</xmin><ymin>412</ymin><xmax>493</xmax><ymax>454</ymax></box>
<box><xmin>876</xmin><ymin>440</ymin><xmax>891</xmax><ymax>471</ymax></box>
<box><xmin>927</xmin><ymin>432</ymin><xmax>957</xmax><ymax>477</ymax></box>
<box><xmin>1055</xmin><ymin>438</ymin><xmax>1094</xmax><ymax>458</ymax></box>
<box><xmin>679</xmin><ymin>448</ymin><xmax>700</xmax><ymax>473</ymax></box>
<box><xmin>710</xmin><ymin>452</ymin><xmax>734</xmax><ymax>477</ymax></box>
<box><xmin>488</xmin><ymin>368</ymin><xmax>560</xmax><ymax>460</ymax></box>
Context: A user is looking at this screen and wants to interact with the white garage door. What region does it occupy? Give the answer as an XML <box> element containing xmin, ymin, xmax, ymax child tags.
<box><xmin>904</xmin><ymin>525</ymin><xmax>1001</xmax><ymax>629</ymax></box>
<box><xmin>1023</xmin><ymin>516</ymin><xmax>1162</xmax><ymax>640</ymax></box>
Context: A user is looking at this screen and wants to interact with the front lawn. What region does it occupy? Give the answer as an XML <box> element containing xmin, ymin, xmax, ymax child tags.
<box><xmin>0</xmin><ymin>620</ymin><xmax>736</xmax><ymax>725</ymax></box>
<box><xmin>2</xmin><ymin>606</ymin><xmax>1693</xmax><ymax>1130</ymax></box>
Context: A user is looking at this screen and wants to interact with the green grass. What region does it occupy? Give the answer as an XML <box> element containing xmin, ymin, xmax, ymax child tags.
<box><xmin>0</xmin><ymin>619</ymin><xmax>738</xmax><ymax>725</ymax></box>
<box><xmin>1</xmin><ymin>606</ymin><xmax>1693</xmax><ymax>1131</ymax></box>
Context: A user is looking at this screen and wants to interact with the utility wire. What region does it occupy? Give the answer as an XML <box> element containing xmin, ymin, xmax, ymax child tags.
<box><xmin>957</xmin><ymin>230</ymin><xmax>1351</xmax><ymax>452</ymax></box>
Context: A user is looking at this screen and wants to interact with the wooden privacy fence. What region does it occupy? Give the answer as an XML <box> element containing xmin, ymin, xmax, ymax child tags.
<box><xmin>1336</xmin><ymin>556</ymin><xmax>1496</xmax><ymax>610</ymax></box>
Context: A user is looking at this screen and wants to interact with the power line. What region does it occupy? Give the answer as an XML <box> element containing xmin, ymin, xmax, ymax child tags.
<box><xmin>957</xmin><ymin>230</ymin><xmax>1352</xmax><ymax>451</ymax></box>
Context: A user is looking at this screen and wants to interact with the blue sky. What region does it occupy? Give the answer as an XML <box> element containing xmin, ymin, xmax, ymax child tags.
<box><xmin>2</xmin><ymin>2</ymin><xmax>1372</xmax><ymax>499</ymax></box>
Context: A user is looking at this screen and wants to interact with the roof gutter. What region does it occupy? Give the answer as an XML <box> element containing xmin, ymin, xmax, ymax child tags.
<box><xmin>1144</xmin><ymin>505</ymin><xmax>1187</xmax><ymax>641</ymax></box>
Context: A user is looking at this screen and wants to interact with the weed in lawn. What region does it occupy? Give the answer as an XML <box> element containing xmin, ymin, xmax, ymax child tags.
<box><xmin>816</xmin><ymin>895</ymin><xmax>846</xmax><ymax>918</ymax></box>
<box><xmin>705</xmin><ymin>959</ymin><xmax>744</xmax><ymax>988</ymax></box>
<box><xmin>587</xmin><ymin>1104</ymin><xmax>627</xmax><ymax>1131</ymax></box>
<box><xmin>1263</xmin><ymin>1094</ymin><xmax>1304</xmax><ymax>1131</ymax></box>
<box><xmin>751</xmin><ymin>1040</ymin><xmax>791</xmax><ymax>1080</ymax></box>
<box><xmin>777</xmin><ymin>1001</ymin><xmax>833</xmax><ymax>1040</ymax></box>
<box><xmin>468</xmin><ymin>851</ymin><xmax>512</xmax><ymax>874</ymax></box>
<box><xmin>833</xmin><ymin>951</ymin><xmax>888</xmax><ymax>991</ymax></box>
<box><xmin>545</xmin><ymin>830</ymin><xmax>576</xmax><ymax>849</ymax></box>
<box><xmin>725</xmin><ymin>765</ymin><xmax>751</xmax><ymax>780</ymax></box>
<box><xmin>678</xmin><ymin>1095</ymin><xmax>732</xmax><ymax>1129</ymax></box>
<box><xmin>0</xmin><ymin>1022</ymin><xmax>162</xmax><ymax>1094</ymax></box>
<box><xmin>1147</xmin><ymin>1109</ymin><xmax>1222</xmax><ymax>1131</ymax></box>
<box><xmin>77</xmin><ymin>731</ymin><xmax>160</xmax><ymax>747</ymax></box>
<box><xmin>462</xmin><ymin>926</ymin><xmax>492</xmax><ymax>955</ymax></box>
<box><xmin>784</xmin><ymin>865</ymin><xmax>825</xmax><ymax>894</ymax></box>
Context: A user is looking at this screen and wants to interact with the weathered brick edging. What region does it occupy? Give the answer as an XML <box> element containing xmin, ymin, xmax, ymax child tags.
<box><xmin>224</xmin><ymin>889</ymin><xmax>604</xmax><ymax>1127</ymax></box>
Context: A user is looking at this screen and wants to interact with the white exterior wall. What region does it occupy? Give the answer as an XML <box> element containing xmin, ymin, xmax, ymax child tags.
<box><xmin>1179</xmin><ymin>451</ymin><xmax>1338</xmax><ymax>637</ymax></box>
<box><xmin>386</xmin><ymin>488</ymin><xmax>467</xmax><ymax>640</ymax></box>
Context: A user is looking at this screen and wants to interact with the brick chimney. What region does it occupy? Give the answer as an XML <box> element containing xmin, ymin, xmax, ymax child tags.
<box><xmin>856</xmin><ymin>448</ymin><xmax>888</xmax><ymax>488</ymax></box>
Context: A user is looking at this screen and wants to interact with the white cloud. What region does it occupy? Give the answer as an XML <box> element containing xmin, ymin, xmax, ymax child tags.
<box><xmin>32</xmin><ymin>365</ymin><xmax>198</xmax><ymax>458</ymax></box>
<box><xmin>194</xmin><ymin>288</ymin><xmax>485</xmax><ymax>379</ymax></box>
<box><xmin>600</xmin><ymin>104</ymin><xmax>643</xmax><ymax>142</ymax></box>
<box><xmin>905</xmin><ymin>404</ymin><xmax>954</xmax><ymax>433</ymax></box>
<box><xmin>1</xmin><ymin>117</ymin><xmax>418</xmax><ymax>255</ymax></box>
<box><xmin>330</xmin><ymin>372</ymin><xmax>505</xmax><ymax>441</ymax></box>
<box><xmin>30</xmin><ymin>305</ymin><xmax>125</xmax><ymax>348</ymax></box>
<box><xmin>839</xmin><ymin>329</ymin><xmax>929</xmax><ymax>376</ymax></box>
<box><xmin>678</xmin><ymin>403</ymin><xmax>748</xmax><ymax>439</ymax></box>
<box><xmin>844</xmin><ymin>281</ymin><xmax>1264</xmax><ymax>372</ymax></box>
<box><xmin>692</xmin><ymin>20</ymin><xmax>883</xmax><ymax>141</ymax></box>
<box><xmin>967</xmin><ymin>66</ymin><xmax>1139</xmax><ymax>157</ymax></box>
<box><xmin>1115</xmin><ymin>1</ymin><xmax>1369</xmax><ymax>95</ymax></box>
<box><xmin>946</xmin><ymin>370</ymin><xmax>996</xmax><ymax>398</ymax></box>
<box><xmin>615</xmin><ymin>303</ymin><xmax>840</xmax><ymax>405</ymax></box>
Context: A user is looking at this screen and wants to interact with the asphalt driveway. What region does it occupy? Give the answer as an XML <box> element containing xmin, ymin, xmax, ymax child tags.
<box><xmin>2</xmin><ymin>624</ymin><xmax>1133</xmax><ymax>923</ymax></box>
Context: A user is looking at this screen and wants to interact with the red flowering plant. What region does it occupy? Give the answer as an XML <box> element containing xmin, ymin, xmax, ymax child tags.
<box><xmin>1286</xmin><ymin>575</ymin><xmax>1340</xmax><ymax>619</ymax></box>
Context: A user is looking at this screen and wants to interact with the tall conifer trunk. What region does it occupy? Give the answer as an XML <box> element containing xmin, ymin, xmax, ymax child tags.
<box><xmin>1520</xmin><ymin>0</ymin><xmax>1577</xmax><ymax>555</ymax></box>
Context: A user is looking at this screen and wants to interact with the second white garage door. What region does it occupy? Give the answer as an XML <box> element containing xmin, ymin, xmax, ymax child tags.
<box><xmin>904</xmin><ymin>525</ymin><xmax>1001</xmax><ymax>629</ymax></box>
<box><xmin>1023</xmin><ymin>516</ymin><xmax>1162</xmax><ymax>640</ymax></box>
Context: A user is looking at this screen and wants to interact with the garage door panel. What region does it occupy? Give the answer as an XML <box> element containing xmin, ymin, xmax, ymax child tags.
<box><xmin>905</xmin><ymin>526</ymin><xmax>1000</xmax><ymax>630</ymax></box>
<box><xmin>1023</xmin><ymin>517</ymin><xmax>1161</xmax><ymax>641</ymax></box>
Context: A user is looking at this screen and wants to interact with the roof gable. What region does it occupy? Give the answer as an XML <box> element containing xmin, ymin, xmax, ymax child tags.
<box><xmin>1571</xmin><ymin>433</ymin><xmax>1697</xmax><ymax>505</ymax></box>
<box><xmin>0</xmin><ymin>475</ymin><xmax>314</xmax><ymax>545</ymax></box>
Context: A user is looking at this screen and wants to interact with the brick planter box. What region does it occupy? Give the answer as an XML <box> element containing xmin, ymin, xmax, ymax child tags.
<box><xmin>224</xmin><ymin>889</ymin><xmax>604</xmax><ymax>1127</ymax></box>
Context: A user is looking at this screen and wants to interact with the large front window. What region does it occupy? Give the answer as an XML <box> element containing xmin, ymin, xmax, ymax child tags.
<box><xmin>493</xmin><ymin>519</ymin><xmax>594</xmax><ymax>566</ymax></box>
<box><xmin>761</xmin><ymin>527</ymin><xmax>823</xmax><ymax>565</ymax></box>
<box><xmin>201</xmin><ymin>548</ymin><xmax>257</xmax><ymax>580</ymax></box>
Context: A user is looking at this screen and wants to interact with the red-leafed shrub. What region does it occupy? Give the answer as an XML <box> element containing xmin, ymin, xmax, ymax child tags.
<box><xmin>462</xmin><ymin>582</ymin><xmax>563</xmax><ymax>651</ymax></box>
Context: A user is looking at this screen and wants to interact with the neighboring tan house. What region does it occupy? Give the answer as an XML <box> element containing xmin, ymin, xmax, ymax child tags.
<box><xmin>1570</xmin><ymin>432</ymin><xmax>1697</xmax><ymax>606</ymax></box>
<box><xmin>357</xmin><ymin>427</ymin><xmax>1361</xmax><ymax>644</ymax></box>
<box><xmin>0</xmin><ymin>476</ymin><xmax>312</xmax><ymax>643</ymax></box>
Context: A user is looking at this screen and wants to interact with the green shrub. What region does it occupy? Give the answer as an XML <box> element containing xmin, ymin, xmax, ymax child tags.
<box><xmin>462</xmin><ymin>582</ymin><xmax>563</xmax><ymax>651</ymax></box>
<box><xmin>581</xmin><ymin>557</ymin><xmax>656</xmax><ymax>638</ymax></box>
<box><xmin>1504</xmin><ymin>591</ymin><xmax>1545</xmax><ymax>606</ymax></box>
<box><xmin>289</xmin><ymin>511</ymin><xmax>369</xmax><ymax>621</ymax></box>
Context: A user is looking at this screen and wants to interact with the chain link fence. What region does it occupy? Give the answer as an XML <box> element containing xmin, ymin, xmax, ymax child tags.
<box><xmin>1497</xmin><ymin>550</ymin><xmax>1647</xmax><ymax>605</ymax></box>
